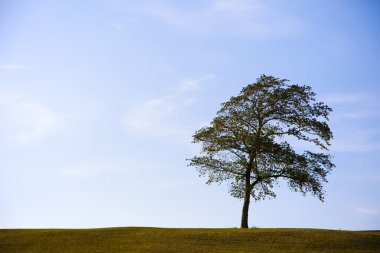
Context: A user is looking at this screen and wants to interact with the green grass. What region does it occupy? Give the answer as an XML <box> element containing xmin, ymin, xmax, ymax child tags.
<box><xmin>1</xmin><ymin>227</ymin><xmax>379</xmax><ymax>252</ymax></box>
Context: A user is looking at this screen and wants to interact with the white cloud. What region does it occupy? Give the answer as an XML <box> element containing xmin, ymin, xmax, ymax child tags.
<box><xmin>355</xmin><ymin>207</ymin><xmax>380</xmax><ymax>216</ymax></box>
<box><xmin>333</xmin><ymin>134</ymin><xmax>380</xmax><ymax>153</ymax></box>
<box><xmin>0</xmin><ymin>91</ymin><xmax>62</xmax><ymax>146</ymax></box>
<box><xmin>341</xmin><ymin>110</ymin><xmax>378</xmax><ymax>119</ymax></box>
<box><xmin>178</xmin><ymin>74</ymin><xmax>215</xmax><ymax>92</ymax></box>
<box><xmin>323</xmin><ymin>94</ymin><xmax>367</xmax><ymax>105</ymax></box>
<box><xmin>321</xmin><ymin>92</ymin><xmax>380</xmax><ymax>153</ymax></box>
<box><xmin>144</xmin><ymin>2</ymin><xmax>190</xmax><ymax>27</ymax></box>
<box><xmin>331</xmin><ymin>126</ymin><xmax>380</xmax><ymax>153</ymax></box>
<box><xmin>0</xmin><ymin>64</ymin><xmax>26</xmax><ymax>70</ymax></box>
<box><xmin>332</xmin><ymin>139</ymin><xmax>380</xmax><ymax>153</ymax></box>
<box><xmin>323</xmin><ymin>93</ymin><xmax>379</xmax><ymax>119</ymax></box>
<box><xmin>111</xmin><ymin>23</ymin><xmax>124</xmax><ymax>32</ymax></box>
<box><xmin>213</xmin><ymin>0</ymin><xmax>264</xmax><ymax>16</ymax></box>
<box><xmin>124</xmin><ymin>97</ymin><xmax>178</xmax><ymax>133</ymax></box>
<box><xmin>123</xmin><ymin>75</ymin><xmax>214</xmax><ymax>142</ymax></box>
<box><xmin>156</xmin><ymin>180</ymin><xmax>197</xmax><ymax>191</ymax></box>
<box><xmin>103</xmin><ymin>0</ymin><xmax>302</xmax><ymax>38</ymax></box>
<box><xmin>341</xmin><ymin>171</ymin><xmax>380</xmax><ymax>183</ymax></box>
<box><xmin>60</xmin><ymin>162</ymin><xmax>125</xmax><ymax>178</ymax></box>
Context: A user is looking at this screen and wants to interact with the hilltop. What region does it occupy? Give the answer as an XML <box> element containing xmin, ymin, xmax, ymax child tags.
<box><xmin>1</xmin><ymin>227</ymin><xmax>379</xmax><ymax>252</ymax></box>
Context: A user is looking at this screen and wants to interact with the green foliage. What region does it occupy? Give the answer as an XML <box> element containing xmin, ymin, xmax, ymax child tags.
<box><xmin>1</xmin><ymin>227</ymin><xmax>379</xmax><ymax>253</ymax></box>
<box><xmin>189</xmin><ymin>74</ymin><xmax>335</xmax><ymax>203</ymax></box>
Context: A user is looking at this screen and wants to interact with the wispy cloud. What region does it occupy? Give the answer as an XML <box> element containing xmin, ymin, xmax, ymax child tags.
<box><xmin>322</xmin><ymin>92</ymin><xmax>380</xmax><ymax>153</ymax></box>
<box><xmin>154</xmin><ymin>1</ymin><xmax>300</xmax><ymax>37</ymax></box>
<box><xmin>340</xmin><ymin>171</ymin><xmax>380</xmax><ymax>183</ymax></box>
<box><xmin>332</xmin><ymin>134</ymin><xmax>380</xmax><ymax>152</ymax></box>
<box><xmin>111</xmin><ymin>23</ymin><xmax>125</xmax><ymax>32</ymax></box>
<box><xmin>212</xmin><ymin>0</ymin><xmax>265</xmax><ymax>17</ymax></box>
<box><xmin>103</xmin><ymin>0</ymin><xmax>302</xmax><ymax>37</ymax></box>
<box><xmin>0</xmin><ymin>64</ymin><xmax>26</xmax><ymax>70</ymax></box>
<box><xmin>60</xmin><ymin>162</ymin><xmax>125</xmax><ymax>179</ymax></box>
<box><xmin>0</xmin><ymin>91</ymin><xmax>62</xmax><ymax>147</ymax></box>
<box><xmin>355</xmin><ymin>207</ymin><xmax>380</xmax><ymax>216</ymax></box>
<box><xmin>323</xmin><ymin>94</ymin><xmax>367</xmax><ymax>105</ymax></box>
<box><xmin>155</xmin><ymin>180</ymin><xmax>198</xmax><ymax>191</ymax></box>
<box><xmin>323</xmin><ymin>93</ymin><xmax>378</xmax><ymax>119</ymax></box>
<box><xmin>123</xmin><ymin>74</ymin><xmax>214</xmax><ymax>143</ymax></box>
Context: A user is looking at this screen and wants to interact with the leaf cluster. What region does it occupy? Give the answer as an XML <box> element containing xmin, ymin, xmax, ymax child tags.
<box><xmin>188</xmin><ymin>75</ymin><xmax>335</xmax><ymax>201</ymax></box>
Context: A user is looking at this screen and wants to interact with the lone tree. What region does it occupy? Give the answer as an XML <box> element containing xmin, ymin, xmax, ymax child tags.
<box><xmin>188</xmin><ymin>75</ymin><xmax>335</xmax><ymax>228</ymax></box>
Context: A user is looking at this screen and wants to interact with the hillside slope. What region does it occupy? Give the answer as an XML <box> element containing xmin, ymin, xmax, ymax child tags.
<box><xmin>1</xmin><ymin>227</ymin><xmax>379</xmax><ymax>253</ymax></box>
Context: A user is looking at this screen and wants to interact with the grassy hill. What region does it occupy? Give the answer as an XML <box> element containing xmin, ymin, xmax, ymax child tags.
<box><xmin>1</xmin><ymin>227</ymin><xmax>379</xmax><ymax>252</ymax></box>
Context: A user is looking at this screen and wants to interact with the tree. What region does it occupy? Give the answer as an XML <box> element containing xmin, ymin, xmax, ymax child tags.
<box><xmin>188</xmin><ymin>75</ymin><xmax>335</xmax><ymax>228</ymax></box>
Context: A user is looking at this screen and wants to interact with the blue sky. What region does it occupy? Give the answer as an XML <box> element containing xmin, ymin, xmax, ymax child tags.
<box><xmin>1</xmin><ymin>0</ymin><xmax>379</xmax><ymax>230</ymax></box>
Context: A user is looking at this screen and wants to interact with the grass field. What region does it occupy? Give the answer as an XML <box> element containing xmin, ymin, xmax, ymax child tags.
<box><xmin>0</xmin><ymin>227</ymin><xmax>379</xmax><ymax>252</ymax></box>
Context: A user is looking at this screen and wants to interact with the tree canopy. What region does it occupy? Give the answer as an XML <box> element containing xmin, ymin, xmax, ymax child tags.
<box><xmin>188</xmin><ymin>75</ymin><xmax>335</xmax><ymax>228</ymax></box>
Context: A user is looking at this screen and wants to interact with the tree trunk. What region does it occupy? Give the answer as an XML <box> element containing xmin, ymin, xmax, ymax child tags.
<box><xmin>241</xmin><ymin>169</ymin><xmax>252</xmax><ymax>228</ymax></box>
<box><xmin>240</xmin><ymin>191</ymin><xmax>250</xmax><ymax>228</ymax></box>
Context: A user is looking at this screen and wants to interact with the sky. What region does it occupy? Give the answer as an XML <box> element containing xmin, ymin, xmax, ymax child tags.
<box><xmin>0</xmin><ymin>0</ymin><xmax>379</xmax><ymax>230</ymax></box>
